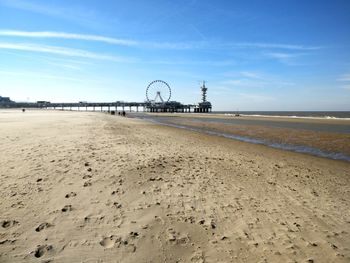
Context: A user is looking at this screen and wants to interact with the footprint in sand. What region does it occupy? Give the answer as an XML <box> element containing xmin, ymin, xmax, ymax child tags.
<box><xmin>191</xmin><ymin>250</ymin><xmax>205</xmax><ymax>263</ymax></box>
<box><xmin>33</xmin><ymin>244</ymin><xmax>53</xmax><ymax>258</ymax></box>
<box><xmin>100</xmin><ymin>236</ymin><xmax>118</xmax><ymax>248</ymax></box>
<box><xmin>83</xmin><ymin>174</ymin><xmax>92</xmax><ymax>179</ymax></box>
<box><xmin>113</xmin><ymin>202</ymin><xmax>122</xmax><ymax>209</ymax></box>
<box><xmin>0</xmin><ymin>239</ymin><xmax>16</xmax><ymax>245</ymax></box>
<box><xmin>167</xmin><ymin>229</ymin><xmax>190</xmax><ymax>245</ymax></box>
<box><xmin>83</xmin><ymin>181</ymin><xmax>92</xmax><ymax>187</ymax></box>
<box><xmin>65</xmin><ymin>192</ymin><xmax>77</xmax><ymax>198</ymax></box>
<box><xmin>35</xmin><ymin>222</ymin><xmax>53</xmax><ymax>232</ymax></box>
<box><xmin>61</xmin><ymin>205</ymin><xmax>72</xmax><ymax>212</ymax></box>
<box><xmin>1</xmin><ymin>220</ymin><xmax>19</xmax><ymax>228</ymax></box>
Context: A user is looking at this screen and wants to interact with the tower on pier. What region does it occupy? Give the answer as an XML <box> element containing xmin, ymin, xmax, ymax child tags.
<box><xmin>195</xmin><ymin>81</ymin><xmax>212</xmax><ymax>113</ymax></box>
<box><xmin>201</xmin><ymin>81</ymin><xmax>207</xmax><ymax>102</ymax></box>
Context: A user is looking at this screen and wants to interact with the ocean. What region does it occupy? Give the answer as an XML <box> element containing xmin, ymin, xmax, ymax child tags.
<box><xmin>214</xmin><ymin>111</ymin><xmax>350</xmax><ymax>119</ymax></box>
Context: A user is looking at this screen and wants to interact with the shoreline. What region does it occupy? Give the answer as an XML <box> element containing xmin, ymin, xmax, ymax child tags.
<box><xmin>238</xmin><ymin>113</ymin><xmax>350</xmax><ymax>121</ymax></box>
<box><xmin>140</xmin><ymin>112</ymin><xmax>350</xmax><ymax>124</ymax></box>
<box><xmin>2</xmin><ymin>108</ymin><xmax>350</xmax><ymax>121</ymax></box>
<box><xmin>143</xmin><ymin>119</ymin><xmax>350</xmax><ymax>162</ymax></box>
<box><xmin>133</xmin><ymin>112</ymin><xmax>350</xmax><ymax>162</ymax></box>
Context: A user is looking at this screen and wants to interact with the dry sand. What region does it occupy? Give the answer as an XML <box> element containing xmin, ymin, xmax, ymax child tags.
<box><xmin>0</xmin><ymin>110</ymin><xmax>349</xmax><ymax>263</ymax></box>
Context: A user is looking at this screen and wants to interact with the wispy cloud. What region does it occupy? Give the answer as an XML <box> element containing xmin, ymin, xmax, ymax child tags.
<box><xmin>222</xmin><ymin>79</ymin><xmax>267</xmax><ymax>88</ymax></box>
<box><xmin>0</xmin><ymin>0</ymin><xmax>104</xmax><ymax>29</ymax></box>
<box><xmin>238</xmin><ymin>92</ymin><xmax>275</xmax><ymax>102</ymax></box>
<box><xmin>0</xmin><ymin>30</ymin><xmax>321</xmax><ymax>51</ymax></box>
<box><xmin>0</xmin><ymin>30</ymin><xmax>138</xmax><ymax>46</ymax></box>
<box><xmin>0</xmin><ymin>69</ymin><xmax>83</xmax><ymax>82</ymax></box>
<box><xmin>0</xmin><ymin>30</ymin><xmax>205</xmax><ymax>49</ymax></box>
<box><xmin>144</xmin><ymin>41</ymin><xmax>209</xmax><ymax>50</ymax></box>
<box><xmin>0</xmin><ymin>49</ymin><xmax>92</xmax><ymax>70</ymax></box>
<box><xmin>0</xmin><ymin>69</ymin><xmax>122</xmax><ymax>86</ymax></box>
<box><xmin>239</xmin><ymin>71</ymin><xmax>262</xmax><ymax>79</ymax></box>
<box><xmin>146</xmin><ymin>59</ymin><xmax>235</xmax><ymax>66</ymax></box>
<box><xmin>213</xmin><ymin>86</ymin><xmax>276</xmax><ymax>102</ymax></box>
<box><xmin>0</xmin><ymin>41</ymin><xmax>235</xmax><ymax>66</ymax></box>
<box><xmin>337</xmin><ymin>73</ymin><xmax>350</xmax><ymax>91</ymax></box>
<box><xmin>337</xmin><ymin>73</ymin><xmax>350</xmax><ymax>82</ymax></box>
<box><xmin>189</xmin><ymin>24</ymin><xmax>207</xmax><ymax>41</ymax></box>
<box><xmin>46</xmin><ymin>61</ymin><xmax>82</xmax><ymax>70</ymax></box>
<box><xmin>264</xmin><ymin>52</ymin><xmax>307</xmax><ymax>65</ymax></box>
<box><xmin>266</xmin><ymin>52</ymin><xmax>297</xmax><ymax>59</ymax></box>
<box><xmin>221</xmin><ymin>70</ymin><xmax>294</xmax><ymax>89</ymax></box>
<box><xmin>0</xmin><ymin>42</ymin><xmax>135</xmax><ymax>62</ymax></box>
<box><xmin>0</xmin><ymin>29</ymin><xmax>202</xmax><ymax>50</ymax></box>
<box><xmin>228</xmin><ymin>43</ymin><xmax>321</xmax><ymax>50</ymax></box>
<box><xmin>0</xmin><ymin>0</ymin><xmax>64</xmax><ymax>16</ymax></box>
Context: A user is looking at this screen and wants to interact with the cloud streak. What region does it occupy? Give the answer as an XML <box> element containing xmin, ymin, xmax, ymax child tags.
<box><xmin>0</xmin><ymin>42</ymin><xmax>134</xmax><ymax>62</ymax></box>
<box><xmin>0</xmin><ymin>30</ymin><xmax>321</xmax><ymax>51</ymax></box>
<box><xmin>337</xmin><ymin>73</ymin><xmax>350</xmax><ymax>82</ymax></box>
<box><xmin>146</xmin><ymin>59</ymin><xmax>235</xmax><ymax>66</ymax></box>
<box><xmin>221</xmin><ymin>70</ymin><xmax>295</xmax><ymax>90</ymax></box>
<box><xmin>239</xmin><ymin>71</ymin><xmax>262</xmax><ymax>79</ymax></box>
<box><xmin>0</xmin><ymin>30</ymin><xmax>138</xmax><ymax>46</ymax></box>
<box><xmin>0</xmin><ymin>69</ymin><xmax>83</xmax><ymax>82</ymax></box>
<box><xmin>263</xmin><ymin>52</ymin><xmax>308</xmax><ymax>65</ymax></box>
<box><xmin>337</xmin><ymin>73</ymin><xmax>350</xmax><ymax>91</ymax></box>
<box><xmin>0</xmin><ymin>42</ymin><xmax>234</xmax><ymax>66</ymax></box>
<box><xmin>0</xmin><ymin>42</ymin><xmax>238</xmax><ymax>67</ymax></box>
<box><xmin>238</xmin><ymin>92</ymin><xmax>275</xmax><ymax>102</ymax></box>
<box><xmin>222</xmin><ymin>79</ymin><xmax>267</xmax><ymax>88</ymax></box>
<box><xmin>0</xmin><ymin>0</ymin><xmax>104</xmax><ymax>29</ymax></box>
<box><xmin>228</xmin><ymin>42</ymin><xmax>321</xmax><ymax>50</ymax></box>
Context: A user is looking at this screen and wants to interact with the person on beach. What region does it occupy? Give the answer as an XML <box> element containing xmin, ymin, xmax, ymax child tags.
<box><xmin>122</xmin><ymin>111</ymin><xmax>126</xmax><ymax>117</ymax></box>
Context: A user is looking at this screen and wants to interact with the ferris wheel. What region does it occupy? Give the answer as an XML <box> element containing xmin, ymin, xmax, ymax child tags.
<box><xmin>146</xmin><ymin>80</ymin><xmax>171</xmax><ymax>104</ymax></box>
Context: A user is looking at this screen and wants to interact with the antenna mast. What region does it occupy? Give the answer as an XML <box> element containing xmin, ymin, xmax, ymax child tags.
<box><xmin>201</xmin><ymin>81</ymin><xmax>207</xmax><ymax>102</ymax></box>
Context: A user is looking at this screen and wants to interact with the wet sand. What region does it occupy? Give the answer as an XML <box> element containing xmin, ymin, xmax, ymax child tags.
<box><xmin>136</xmin><ymin>113</ymin><xmax>350</xmax><ymax>159</ymax></box>
<box><xmin>0</xmin><ymin>110</ymin><xmax>349</xmax><ymax>262</ymax></box>
<box><xmin>148</xmin><ymin>113</ymin><xmax>350</xmax><ymax>125</ymax></box>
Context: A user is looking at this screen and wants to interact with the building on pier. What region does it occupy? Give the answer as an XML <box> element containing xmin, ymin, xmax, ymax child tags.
<box><xmin>0</xmin><ymin>96</ymin><xmax>13</xmax><ymax>103</ymax></box>
<box><xmin>0</xmin><ymin>96</ymin><xmax>14</xmax><ymax>107</ymax></box>
<box><xmin>145</xmin><ymin>101</ymin><xmax>194</xmax><ymax>113</ymax></box>
<box><xmin>144</xmin><ymin>80</ymin><xmax>212</xmax><ymax>113</ymax></box>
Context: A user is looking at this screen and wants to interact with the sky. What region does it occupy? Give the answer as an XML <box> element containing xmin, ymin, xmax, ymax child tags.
<box><xmin>0</xmin><ymin>0</ymin><xmax>350</xmax><ymax>111</ymax></box>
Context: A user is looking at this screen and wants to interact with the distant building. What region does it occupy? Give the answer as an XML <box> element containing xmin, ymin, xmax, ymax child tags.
<box><xmin>0</xmin><ymin>96</ymin><xmax>13</xmax><ymax>103</ymax></box>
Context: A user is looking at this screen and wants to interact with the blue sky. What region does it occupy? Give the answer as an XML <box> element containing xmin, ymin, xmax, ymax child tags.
<box><xmin>0</xmin><ymin>0</ymin><xmax>349</xmax><ymax>110</ymax></box>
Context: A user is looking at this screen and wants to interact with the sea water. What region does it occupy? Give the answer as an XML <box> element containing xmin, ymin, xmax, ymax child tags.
<box><xmin>215</xmin><ymin>111</ymin><xmax>350</xmax><ymax>119</ymax></box>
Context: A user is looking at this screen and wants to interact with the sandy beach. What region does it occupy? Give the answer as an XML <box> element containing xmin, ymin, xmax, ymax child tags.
<box><xmin>0</xmin><ymin>110</ymin><xmax>349</xmax><ymax>263</ymax></box>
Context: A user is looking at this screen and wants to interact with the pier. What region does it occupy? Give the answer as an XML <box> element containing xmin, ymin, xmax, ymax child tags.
<box><xmin>1</xmin><ymin>101</ymin><xmax>204</xmax><ymax>113</ymax></box>
<box><xmin>0</xmin><ymin>80</ymin><xmax>212</xmax><ymax>113</ymax></box>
